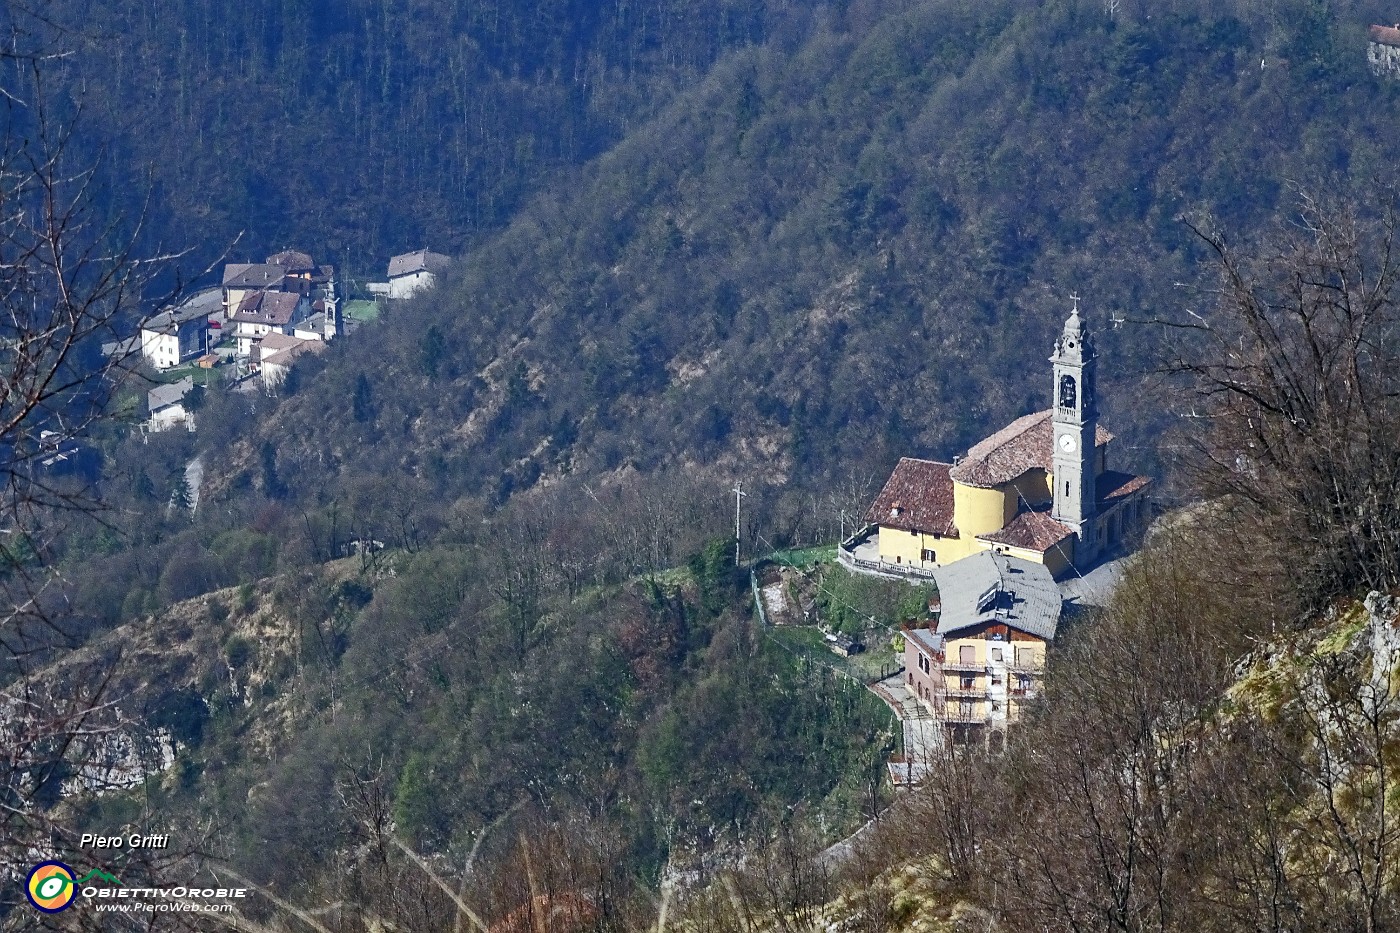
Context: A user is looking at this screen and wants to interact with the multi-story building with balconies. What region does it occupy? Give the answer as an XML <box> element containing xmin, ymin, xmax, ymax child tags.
<box><xmin>903</xmin><ymin>550</ymin><xmax>1061</xmax><ymax>745</ymax></box>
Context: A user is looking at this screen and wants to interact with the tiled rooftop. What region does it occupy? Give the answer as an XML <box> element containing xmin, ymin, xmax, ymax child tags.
<box><xmin>978</xmin><ymin>510</ymin><xmax>1074</xmax><ymax>553</ymax></box>
<box><xmin>1097</xmin><ymin>470</ymin><xmax>1153</xmax><ymax>508</ymax></box>
<box><xmin>866</xmin><ymin>458</ymin><xmax>959</xmax><ymax>537</ymax></box>
<box><xmin>949</xmin><ymin>410</ymin><xmax>1112</xmax><ymax>488</ymax></box>
<box><xmin>1371</xmin><ymin>24</ymin><xmax>1400</xmax><ymax>47</ymax></box>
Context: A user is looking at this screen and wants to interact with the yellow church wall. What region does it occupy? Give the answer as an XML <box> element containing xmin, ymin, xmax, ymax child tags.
<box><xmin>1007</xmin><ymin>469</ymin><xmax>1052</xmax><ymax>509</ymax></box>
<box><xmin>934</xmin><ymin>534</ymin><xmax>986</xmax><ymax>564</ymax></box>
<box><xmin>876</xmin><ymin>526</ymin><xmax>946</xmax><ymax>568</ymax></box>
<box><xmin>989</xmin><ymin>541</ymin><xmax>1071</xmax><ymax>578</ymax></box>
<box><xmin>1042</xmin><ymin>544</ymin><xmax>1071</xmax><ymax>578</ymax></box>
<box><xmin>952</xmin><ymin>482</ymin><xmax>1012</xmax><ymax>539</ymax></box>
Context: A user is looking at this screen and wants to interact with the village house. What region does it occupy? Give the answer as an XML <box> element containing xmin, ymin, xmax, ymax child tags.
<box><xmin>231</xmin><ymin>291</ymin><xmax>312</xmax><ymax>356</ymax></box>
<box><xmin>1369</xmin><ymin>24</ymin><xmax>1400</xmax><ymax>77</ymax></box>
<box><xmin>140</xmin><ymin>289</ymin><xmax>218</xmax><ymax>371</ymax></box>
<box><xmin>903</xmin><ymin>550</ymin><xmax>1060</xmax><ymax>745</ymax></box>
<box><xmin>292</xmin><ymin>298</ymin><xmax>344</xmax><ymax>342</ymax></box>
<box><xmin>386</xmin><ymin>249</ymin><xmax>453</xmax><ymax>299</ymax></box>
<box><xmin>265</xmin><ymin>249</ymin><xmax>317</xmax><ymax>282</ymax></box>
<box><xmin>253</xmin><ymin>333</ymin><xmax>326</xmax><ymax>389</ymax></box>
<box><xmin>221</xmin><ymin>249</ymin><xmax>336</xmax><ymax>318</ymax></box>
<box><xmin>222</xmin><ymin>263</ymin><xmax>298</xmax><ymax>318</ymax></box>
<box><xmin>147</xmin><ymin>377</ymin><xmax>196</xmax><ymax>432</ymax></box>
<box><xmin>843</xmin><ymin>304</ymin><xmax>1151</xmax><ymax>580</ymax></box>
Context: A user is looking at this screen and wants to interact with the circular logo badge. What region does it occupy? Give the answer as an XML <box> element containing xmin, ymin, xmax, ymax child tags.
<box><xmin>26</xmin><ymin>862</ymin><xmax>77</xmax><ymax>913</ymax></box>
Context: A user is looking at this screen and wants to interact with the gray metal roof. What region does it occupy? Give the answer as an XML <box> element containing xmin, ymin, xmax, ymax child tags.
<box><xmin>180</xmin><ymin>287</ymin><xmax>224</xmax><ymax>314</ymax></box>
<box><xmin>147</xmin><ymin>377</ymin><xmax>194</xmax><ymax>411</ymax></box>
<box><xmin>143</xmin><ymin>293</ymin><xmax>217</xmax><ymax>334</ymax></box>
<box><xmin>223</xmin><ymin>263</ymin><xmax>287</xmax><ymax>290</ymax></box>
<box><xmin>934</xmin><ymin>551</ymin><xmax>1061</xmax><ymax>641</ymax></box>
<box><xmin>102</xmin><ymin>335</ymin><xmax>141</xmax><ymax>358</ymax></box>
<box><xmin>906</xmin><ymin>627</ymin><xmax>945</xmax><ymax>656</ymax></box>
<box><xmin>388</xmin><ymin>249</ymin><xmax>452</xmax><ymax>278</ymax></box>
<box><xmin>294</xmin><ymin>312</ymin><xmax>328</xmax><ymax>333</ymax></box>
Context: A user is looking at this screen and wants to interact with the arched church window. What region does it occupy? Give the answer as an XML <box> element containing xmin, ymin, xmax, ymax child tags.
<box><xmin>1059</xmin><ymin>374</ymin><xmax>1077</xmax><ymax>410</ymax></box>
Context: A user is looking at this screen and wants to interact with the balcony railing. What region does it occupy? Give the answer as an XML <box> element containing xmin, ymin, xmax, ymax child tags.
<box><xmin>836</xmin><ymin>540</ymin><xmax>940</xmax><ymax>581</ymax></box>
<box><xmin>940</xmin><ymin>709</ymin><xmax>991</xmax><ymax>724</ymax></box>
<box><xmin>945</xmin><ymin>686</ymin><xmax>989</xmax><ymax>699</ymax></box>
<box><xmin>942</xmin><ymin>661</ymin><xmax>987</xmax><ymax>674</ymax></box>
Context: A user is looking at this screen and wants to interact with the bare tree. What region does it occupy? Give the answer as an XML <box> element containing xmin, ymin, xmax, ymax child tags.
<box><xmin>0</xmin><ymin>13</ymin><xmax>213</xmax><ymax>928</ymax></box>
<box><xmin>1162</xmin><ymin>195</ymin><xmax>1400</xmax><ymax>616</ymax></box>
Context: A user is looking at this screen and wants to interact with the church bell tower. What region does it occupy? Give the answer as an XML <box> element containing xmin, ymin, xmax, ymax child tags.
<box><xmin>1050</xmin><ymin>298</ymin><xmax>1099</xmax><ymax>567</ymax></box>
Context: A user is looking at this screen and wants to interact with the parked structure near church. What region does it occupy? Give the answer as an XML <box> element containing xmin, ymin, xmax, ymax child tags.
<box><xmin>842</xmin><ymin>303</ymin><xmax>1151</xmax><ymax>580</ymax></box>
<box><xmin>147</xmin><ymin>377</ymin><xmax>197</xmax><ymax>433</ymax></box>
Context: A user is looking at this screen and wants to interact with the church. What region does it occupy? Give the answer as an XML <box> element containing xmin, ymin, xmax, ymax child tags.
<box><xmin>846</xmin><ymin>304</ymin><xmax>1150</xmax><ymax>580</ymax></box>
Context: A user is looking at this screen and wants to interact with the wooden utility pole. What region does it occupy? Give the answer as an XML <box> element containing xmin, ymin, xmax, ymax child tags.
<box><xmin>732</xmin><ymin>482</ymin><xmax>747</xmax><ymax>567</ymax></box>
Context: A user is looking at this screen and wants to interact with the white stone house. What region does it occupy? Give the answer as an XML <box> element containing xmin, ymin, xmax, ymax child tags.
<box><xmin>140</xmin><ymin>289</ymin><xmax>218</xmax><ymax>371</ymax></box>
<box><xmin>147</xmin><ymin>377</ymin><xmax>196</xmax><ymax>432</ymax></box>
<box><xmin>387</xmin><ymin>249</ymin><xmax>453</xmax><ymax>299</ymax></box>
<box><xmin>260</xmin><ymin>338</ymin><xmax>326</xmax><ymax>390</ymax></box>
<box><xmin>291</xmin><ymin>298</ymin><xmax>343</xmax><ymax>342</ymax></box>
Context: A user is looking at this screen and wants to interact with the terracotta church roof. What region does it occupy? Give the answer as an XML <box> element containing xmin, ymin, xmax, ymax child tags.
<box><xmin>977</xmin><ymin>510</ymin><xmax>1074</xmax><ymax>553</ymax></box>
<box><xmin>1096</xmin><ymin>470</ymin><xmax>1152</xmax><ymax>508</ymax></box>
<box><xmin>865</xmin><ymin>458</ymin><xmax>959</xmax><ymax>537</ymax></box>
<box><xmin>949</xmin><ymin>409</ymin><xmax>1113</xmax><ymax>488</ymax></box>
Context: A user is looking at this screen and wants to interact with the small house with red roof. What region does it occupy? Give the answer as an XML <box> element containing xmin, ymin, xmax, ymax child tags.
<box><xmin>1370</xmin><ymin>24</ymin><xmax>1400</xmax><ymax>76</ymax></box>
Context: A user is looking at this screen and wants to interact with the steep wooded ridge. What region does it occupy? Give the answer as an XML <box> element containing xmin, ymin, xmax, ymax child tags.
<box><xmin>34</xmin><ymin>0</ymin><xmax>782</xmax><ymax>266</ymax></box>
<box><xmin>224</xmin><ymin>0</ymin><xmax>1400</xmax><ymax>523</ymax></box>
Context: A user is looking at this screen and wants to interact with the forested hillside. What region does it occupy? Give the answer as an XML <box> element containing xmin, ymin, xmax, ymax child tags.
<box><xmin>33</xmin><ymin>0</ymin><xmax>784</xmax><ymax>268</ymax></box>
<box><xmin>211</xmin><ymin>0</ymin><xmax>1400</xmax><ymax>535</ymax></box>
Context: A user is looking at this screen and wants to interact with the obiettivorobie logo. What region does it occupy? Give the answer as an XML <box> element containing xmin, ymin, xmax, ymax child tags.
<box><xmin>24</xmin><ymin>859</ymin><xmax>247</xmax><ymax>914</ymax></box>
<box><xmin>25</xmin><ymin>862</ymin><xmax>121</xmax><ymax>913</ymax></box>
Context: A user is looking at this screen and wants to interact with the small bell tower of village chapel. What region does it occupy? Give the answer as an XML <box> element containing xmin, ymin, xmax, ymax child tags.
<box><xmin>1050</xmin><ymin>297</ymin><xmax>1099</xmax><ymax>567</ymax></box>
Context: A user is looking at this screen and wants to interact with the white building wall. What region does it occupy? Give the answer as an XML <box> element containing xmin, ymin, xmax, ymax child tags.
<box><xmin>141</xmin><ymin>330</ymin><xmax>181</xmax><ymax>370</ymax></box>
<box><xmin>388</xmin><ymin>270</ymin><xmax>435</xmax><ymax>299</ymax></box>
<box><xmin>149</xmin><ymin>403</ymin><xmax>191</xmax><ymax>433</ymax></box>
<box><xmin>1370</xmin><ymin>41</ymin><xmax>1400</xmax><ymax>76</ymax></box>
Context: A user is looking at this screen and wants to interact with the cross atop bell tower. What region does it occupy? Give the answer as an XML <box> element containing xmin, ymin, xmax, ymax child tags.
<box><xmin>1050</xmin><ymin>297</ymin><xmax>1099</xmax><ymax>566</ymax></box>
